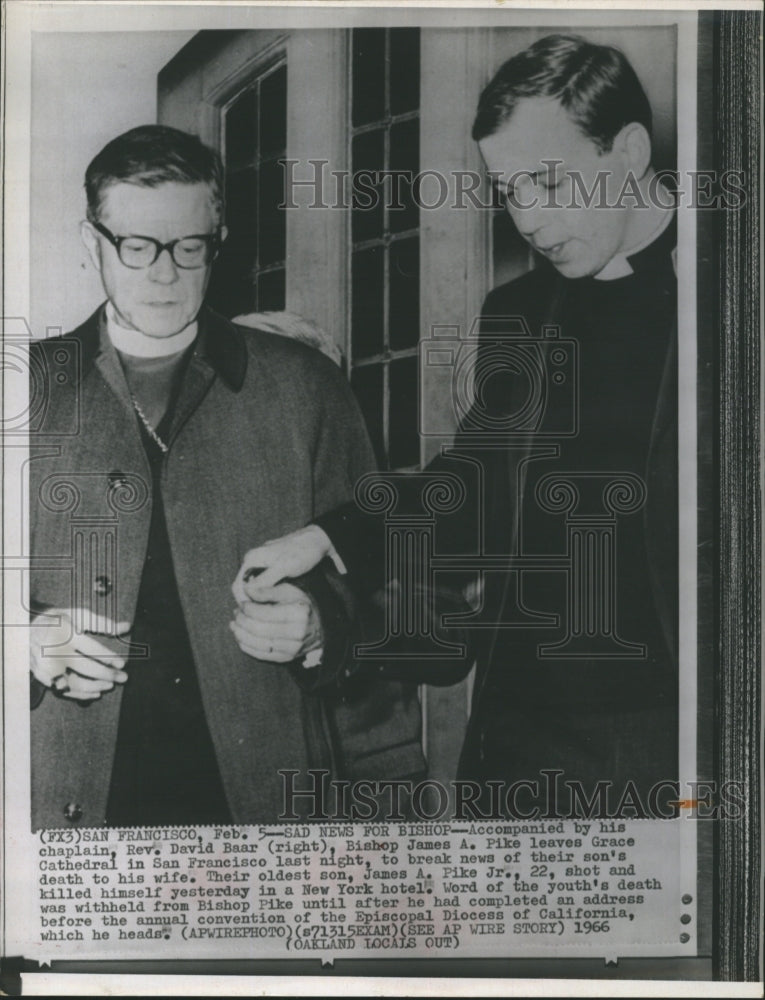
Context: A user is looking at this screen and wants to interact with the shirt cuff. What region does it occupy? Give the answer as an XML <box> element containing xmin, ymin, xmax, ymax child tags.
<box><xmin>326</xmin><ymin>542</ymin><xmax>347</xmax><ymax>576</ymax></box>
<box><xmin>302</xmin><ymin>647</ymin><xmax>324</xmax><ymax>669</ymax></box>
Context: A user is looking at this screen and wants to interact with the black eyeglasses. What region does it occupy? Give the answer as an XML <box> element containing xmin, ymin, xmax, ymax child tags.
<box><xmin>93</xmin><ymin>221</ymin><xmax>222</xmax><ymax>270</ymax></box>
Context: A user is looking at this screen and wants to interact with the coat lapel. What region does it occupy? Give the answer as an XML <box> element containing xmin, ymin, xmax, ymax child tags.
<box><xmin>165</xmin><ymin>308</ymin><xmax>248</xmax><ymax>445</ymax></box>
<box><xmin>70</xmin><ymin>304</ymin><xmax>250</xmax><ymax>448</ymax></box>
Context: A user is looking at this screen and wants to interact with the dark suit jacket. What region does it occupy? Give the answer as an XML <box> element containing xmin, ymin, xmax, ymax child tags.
<box><xmin>320</xmin><ymin>230</ymin><xmax>679</xmax><ymax>788</ymax></box>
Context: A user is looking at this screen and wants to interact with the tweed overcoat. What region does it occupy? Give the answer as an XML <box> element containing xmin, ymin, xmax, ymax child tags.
<box><xmin>29</xmin><ymin>305</ymin><xmax>376</xmax><ymax>828</ymax></box>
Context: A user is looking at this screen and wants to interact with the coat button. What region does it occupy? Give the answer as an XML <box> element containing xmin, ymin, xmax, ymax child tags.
<box><xmin>63</xmin><ymin>802</ymin><xmax>83</xmax><ymax>822</ymax></box>
<box><xmin>94</xmin><ymin>576</ymin><xmax>112</xmax><ymax>596</ymax></box>
<box><xmin>108</xmin><ymin>470</ymin><xmax>128</xmax><ymax>489</ymax></box>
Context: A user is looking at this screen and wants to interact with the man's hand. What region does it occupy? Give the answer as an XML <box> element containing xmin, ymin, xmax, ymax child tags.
<box><xmin>229</xmin><ymin>581</ymin><xmax>323</xmax><ymax>664</ymax></box>
<box><xmin>31</xmin><ymin>608</ymin><xmax>130</xmax><ymax>701</ymax></box>
<box><xmin>231</xmin><ymin>525</ymin><xmax>334</xmax><ymax>600</ymax></box>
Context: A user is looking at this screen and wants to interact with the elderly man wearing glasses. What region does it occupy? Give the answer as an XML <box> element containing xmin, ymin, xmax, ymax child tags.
<box><xmin>28</xmin><ymin>125</ymin><xmax>375</xmax><ymax>829</ymax></box>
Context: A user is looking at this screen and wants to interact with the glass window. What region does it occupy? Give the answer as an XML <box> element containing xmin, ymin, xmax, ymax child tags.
<box><xmin>351</xmin><ymin>246</ymin><xmax>385</xmax><ymax>359</ymax></box>
<box><xmin>208</xmin><ymin>59</ymin><xmax>287</xmax><ymax>317</ymax></box>
<box><xmin>351</xmin><ymin>28</ymin><xmax>386</xmax><ymax>128</ymax></box>
<box><xmin>349</xmin><ymin>28</ymin><xmax>421</xmax><ymax>471</ymax></box>
<box><xmin>388</xmin><ymin>236</ymin><xmax>419</xmax><ymax>351</ymax></box>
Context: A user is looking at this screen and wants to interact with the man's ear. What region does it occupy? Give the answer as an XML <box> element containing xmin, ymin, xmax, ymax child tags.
<box><xmin>613</xmin><ymin>122</ymin><xmax>652</xmax><ymax>179</ymax></box>
<box><xmin>219</xmin><ymin>224</ymin><xmax>229</xmax><ymax>245</ymax></box>
<box><xmin>80</xmin><ymin>221</ymin><xmax>103</xmax><ymax>273</ymax></box>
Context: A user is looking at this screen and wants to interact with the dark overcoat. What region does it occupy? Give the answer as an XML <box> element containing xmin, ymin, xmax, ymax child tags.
<box><xmin>29</xmin><ymin>305</ymin><xmax>376</xmax><ymax>828</ymax></box>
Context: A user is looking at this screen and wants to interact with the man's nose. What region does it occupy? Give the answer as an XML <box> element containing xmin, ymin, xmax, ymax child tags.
<box><xmin>147</xmin><ymin>247</ymin><xmax>180</xmax><ymax>283</ymax></box>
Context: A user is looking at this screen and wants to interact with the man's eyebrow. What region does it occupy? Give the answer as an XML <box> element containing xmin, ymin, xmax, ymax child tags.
<box><xmin>489</xmin><ymin>167</ymin><xmax>561</xmax><ymax>188</ymax></box>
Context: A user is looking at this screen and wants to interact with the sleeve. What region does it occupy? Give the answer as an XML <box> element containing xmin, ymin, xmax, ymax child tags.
<box><xmin>314</xmin><ymin>448</ymin><xmax>483</xmax><ymax>599</ymax></box>
<box><xmin>285</xmin><ymin>563</ymin><xmax>356</xmax><ymax>693</ymax></box>
<box><xmin>283</xmin><ymin>360</ymin><xmax>379</xmax><ymax>687</ymax></box>
<box><xmin>315</xmin><ymin>450</ymin><xmax>484</xmax><ymax>691</ymax></box>
<box><xmin>311</xmin><ymin>358</ymin><xmax>378</xmax><ymax>516</ymax></box>
<box><xmin>354</xmin><ymin>579</ymin><xmax>476</xmax><ymax>688</ymax></box>
<box><xmin>296</xmin><ymin>279</ymin><xmax>538</xmax><ymax>690</ymax></box>
<box><xmin>314</xmin><ymin>501</ymin><xmax>386</xmax><ymax>594</ymax></box>
<box><xmin>307</xmin><ymin>358</ymin><xmax>394</xmax><ymax>598</ymax></box>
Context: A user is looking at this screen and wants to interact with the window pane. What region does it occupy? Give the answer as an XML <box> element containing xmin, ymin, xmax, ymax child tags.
<box><xmin>351</xmin><ymin>246</ymin><xmax>385</xmax><ymax>359</ymax></box>
<box><xmin>212</xmin><ymin>171</ymin><xmax>257</xmax><ymax>317</ymax></box>
<box><xmin>388</xmin><ymin>356</ymin><xmax>419</xmax><ymax>469</ymax></box>
<box><xmin>208</xmin><ymin>246</ymin><xmax>256</xmax><ymax>318</ymax></box>
<box><xmin>348</xmin><ymin>29</ymin><xmax>421</xmax><ymax>474</ymax></box>
<box><xmin>389</xmin><ymin>118</ymin><xmax>419</xmax><ymax>234</ymax></box>
<box><xmin>225</xmin><ymin>89</ymin><xmax>258</xmax><ymax>169</ymax></box>
<box><xmin>352</xmin><ymin>129</ymin><xmax>385</xmax><ymax>243</ymax></box>
<box><xmin>258</xmin><ymin>159</ymin><xmax>286</xmax><ymax>267</ymax></box>
<box><xmin>351</xmin><ymin>364</ymin><xmax>385</xmax><ymax>468</ymax></box>
<box><xmin>388</xmin><ymin>237</ymin><xmax>419</xmax><ymax>351</ymax></box>
<box><xmin>218</xmin><ymin>60</ymin><xmax>287</xmax><ymax>322</ymax></box>
<box><xmin>389</xmin><ymin>29</ymin><xmax>420</xmax><ymax>116</ymax></box>
<box><xmin>256</xmin><ymin>268</ymin><xmax>285</xmax><ymax>311</ymax></box>
<box><xmin>352</xmin><ymin>28</ymin><xmax>386</xmax><ymax>127</ymax></box>
<box><xmin>260</xmin><ymin>64</ymin><xmax>287</xmax><ymax>158</ymax></box>
<box><xmin>225</xmin><ymin>169</ymin><xmax>258</xmax><ymax>240</ymax></box>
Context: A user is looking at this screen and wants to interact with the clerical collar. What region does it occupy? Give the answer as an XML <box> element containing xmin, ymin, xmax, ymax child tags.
<box><xmin>105</xmin><ymin>301</ymin><xmax>198</xmax><ymax>358</ymax></box>
<box><xmin>594</xmin><ymin>208</ymin><xmax>675</xmax><ymax>281</ymax></box>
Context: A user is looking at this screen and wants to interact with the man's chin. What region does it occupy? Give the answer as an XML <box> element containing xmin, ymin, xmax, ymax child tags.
<box><xmin>551</xmin><ymin>259</ymin><xmax>595</xmax><ymax>280</ymax></box>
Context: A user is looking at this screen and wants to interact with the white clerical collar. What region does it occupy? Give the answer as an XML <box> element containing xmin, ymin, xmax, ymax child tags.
<box><xmin>594</xmin><ymin>208</ymin><xmax>675</xmax><ymax>281</ymax></box>
<box><xmin>105</xmin><ymin>301</ymin><xmax>198</xmax><ymax>358</ymax></box>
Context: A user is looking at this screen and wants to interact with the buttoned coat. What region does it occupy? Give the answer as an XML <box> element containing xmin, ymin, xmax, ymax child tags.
<box><xmin>29</xmin><ymin>305</ymin><xmax>376</xmax><ymax>828</ymax></box>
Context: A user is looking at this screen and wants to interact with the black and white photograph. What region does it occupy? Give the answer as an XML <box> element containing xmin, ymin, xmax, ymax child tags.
<box><xmin>1</xmin><ymin>1</ymin><xmax>761</xmax><ymax>994</ymax></box>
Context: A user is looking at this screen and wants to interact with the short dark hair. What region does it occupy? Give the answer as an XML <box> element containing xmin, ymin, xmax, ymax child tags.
<box><xmin>85</xmin><ymin>125</ymin><xmax>224</xmax><ymax>223</ymax></box>
<box><xmin>472</xmin><ymin>34</ymin><xmax>652</xmax><ymax>152</ymax></box>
